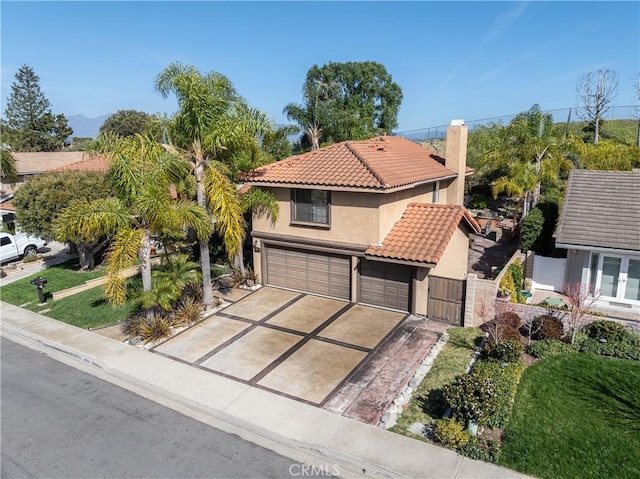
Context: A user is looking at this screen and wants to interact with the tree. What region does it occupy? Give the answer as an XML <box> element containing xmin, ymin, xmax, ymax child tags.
<box><xmin>520</xmin><ymin>206</ymin><xmax>544</xmax><ymax>252</ymax></box>
<box><xmin>155</xmin><ymin>62</ymin><xmax>268</xmax><ymax>308</ymax></box>
<box><xmin>12</xmin><ymin>171</ymin><xmax>114</xmax><ymax>269</ymax></box>
<box><xmin>2</xmin><ymin>65</ymin><xmax>73</xmax><ymax>151</ymax></box>
<box><xmin>285</xmin><ymin>61</ymin><xmax>403</xmax><ymax>147</ymax></box>
<box><xmin>54</xmin><ymin>134</ymin><xmax>212</xmax><ymax>306</ymax></box>
<box><xmin>480</xmin><ymin>105</ymin><xmax>573</xmax><ymax>222</ymax></box>
<box><xmin>564</xmin><ymin>282</ymin><xmax>601</xmax><ymax>344</ymax></box>
<box><xmin>576</xmin><ymin>69</ymin><xmax>618</xmax><ymax>144</ymax></box>
<box><xmin>0</xmin><ymin>148</ymin><xmax>18</xmax><ymax>185</ymax></box>
<box><xmin>99</xmin><ymin>110</ymin><xmax>153</xmax><ymax>138</ymax></box>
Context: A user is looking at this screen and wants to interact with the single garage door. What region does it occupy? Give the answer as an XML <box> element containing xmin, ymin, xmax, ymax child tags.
<box><xmin>359</xmin><ymin>260</ymin><xmax>412</xmax><ymax>312</ymax></box>
<box><xmin>265</xmin><ymin>245</ymin><xmax>351</xmax><ymax>300</ymax></box>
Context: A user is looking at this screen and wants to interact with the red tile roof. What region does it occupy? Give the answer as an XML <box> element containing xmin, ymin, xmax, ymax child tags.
<box><xmin>55</xmin><ymin>154</ymin><xmax>109</xmax><ymax>173</ymax></box>
<box><xmin>244</xmin><ymin>136</ymin><xmax>461</xmax><ymax>191</ymax></box>
<box><xmin>0</xmin><ymin>200</ymin><xmax>16</xmax><ymax>212</ymax></box>
<box><xmin>365</xmin><ymin>203</ymin><xmax>481</xmax><ymax>265</ymax></box>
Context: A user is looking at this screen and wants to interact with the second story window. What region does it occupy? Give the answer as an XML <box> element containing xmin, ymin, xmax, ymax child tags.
<box><xmin>292</xmin><ymin>189</ymin><xmax>330</xmax><ymax>225</ymax></box>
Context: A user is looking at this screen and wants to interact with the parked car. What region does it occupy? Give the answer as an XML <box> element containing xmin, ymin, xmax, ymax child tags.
<box><xmin>0</xmin><ymin>232</ymin><xmax>47</xmax><ymax>263</ymax></box>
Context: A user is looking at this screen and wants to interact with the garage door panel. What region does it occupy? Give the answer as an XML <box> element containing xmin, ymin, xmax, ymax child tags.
<box><xmin>265</xmin><ymin>246</ymin><xmax>350</xmax><ymax>300</ymax></box>
<box><xmin>359</xmin><ymin>260</ymin><xmax>412</xmax><ymax>312</ymax></box>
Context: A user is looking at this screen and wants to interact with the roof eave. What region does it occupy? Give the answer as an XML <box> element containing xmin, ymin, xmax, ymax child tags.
<box><xmin>555</xmin><ymin>243</ymin><xmax>640</xmax><ymax>255</ymax></box>
<box><xmin>363</xmin><ymin>254</ymin><xmax>436</xmax><ymax>268</ymax></box>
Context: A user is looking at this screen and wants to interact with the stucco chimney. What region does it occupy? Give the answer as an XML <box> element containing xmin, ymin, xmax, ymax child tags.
<box><xmin>445</xmin><ymin>119</ymin><xmax>468</xmax><ymax>206</ymax></box>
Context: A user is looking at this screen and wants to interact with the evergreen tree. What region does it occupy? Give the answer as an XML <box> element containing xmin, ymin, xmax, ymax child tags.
<box><xmin>2</xmin><ymin>65</ymin><xmax>72</xmax><ymax>151</ymax></box>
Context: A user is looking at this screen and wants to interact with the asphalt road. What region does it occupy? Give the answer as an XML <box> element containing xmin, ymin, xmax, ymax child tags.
<box><xmin>0</xmin><ymin>338</ymin><xmax>313</xmax><ymax>479</ymax></box>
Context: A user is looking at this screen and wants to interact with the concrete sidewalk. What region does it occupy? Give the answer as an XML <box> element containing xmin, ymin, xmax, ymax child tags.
<box><xmin>0</xmin><ymin>302</ymin><xmax>529</xmax><ymax>479</ymax></box>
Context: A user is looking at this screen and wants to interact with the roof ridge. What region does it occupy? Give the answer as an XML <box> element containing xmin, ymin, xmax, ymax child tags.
<box><xmin>345</xmin><ymin>141</ymin><xmax>388</xmax><ymax>188</ymax></box>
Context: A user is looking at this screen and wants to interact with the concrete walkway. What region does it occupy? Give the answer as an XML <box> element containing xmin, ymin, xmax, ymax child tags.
<box><xmin>0</xmin><ymin>302</ymin><xmax>529</xmax><ymax>479</ymax></box>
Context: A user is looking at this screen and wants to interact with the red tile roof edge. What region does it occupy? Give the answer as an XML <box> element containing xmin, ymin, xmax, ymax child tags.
<box><xmin>365</xmin><ymin>203</ymin><xmax>480</xmax><ymax>265</ymax></box>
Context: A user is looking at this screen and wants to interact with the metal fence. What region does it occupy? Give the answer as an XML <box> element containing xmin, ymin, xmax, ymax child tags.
<box><xmin>394</xmin><ymin>105</ymin><xmax>638</xmax><ymax>142</ymax></box>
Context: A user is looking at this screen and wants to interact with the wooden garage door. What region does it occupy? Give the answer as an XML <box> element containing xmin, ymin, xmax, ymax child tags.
<box><xmin>359</xmin><ymin>260</ymin><xmax>412</xmax><ymax>312</ymax></box>
<box><xmin>265</xmin><ymin>245</ymin><xmax>351</xmax><ymax>300</ymax></box>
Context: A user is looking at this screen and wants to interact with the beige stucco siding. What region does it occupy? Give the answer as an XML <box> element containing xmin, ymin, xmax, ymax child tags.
<box><xmin>430</xmin><ymin>226</ymin><xmax>470</xmax><ymax>280</ymax></box>
<box><xmin>252</xmin><ymin>187</ymin><xmax>381</xmax><ymax>245</ymax></box>
<box><xmin>378</xmin><ymin>183</ymin><xmax>437</xmax><ymax>241</ymax></box>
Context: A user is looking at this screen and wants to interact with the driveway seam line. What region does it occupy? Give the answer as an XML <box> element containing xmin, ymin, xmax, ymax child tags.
<box><xmin>247</xmin><ymin>302</ymin><xmax>356</xmax><ymax>384</ymax></box>
<box><xmin>190</xmin><ymin>293</ymin><xmax>305</xmax><ymax>366</ymax></box>
<box><xmin>318</xmin><ymin>313</ymin><xmax>411</xmax><ymax>407</ymax></box>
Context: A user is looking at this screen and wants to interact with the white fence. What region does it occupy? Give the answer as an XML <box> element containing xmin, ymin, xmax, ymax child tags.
<box><xmin>532</xmin><ymin>255</ymin><xmax>567</xmax><ymax>292</ymax></box>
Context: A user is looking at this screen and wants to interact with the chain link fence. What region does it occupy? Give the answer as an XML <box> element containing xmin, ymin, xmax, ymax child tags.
<box><xmin>395</xmin><ymin>105</ymin><xmax>638</xmax><ymax>142</ymax></box>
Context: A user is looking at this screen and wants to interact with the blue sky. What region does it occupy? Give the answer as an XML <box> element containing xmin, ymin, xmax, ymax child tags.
<box><xmin>2</xmin><ymin>1</ymin><xmax>639</xmax><ymax>132</ymax></box>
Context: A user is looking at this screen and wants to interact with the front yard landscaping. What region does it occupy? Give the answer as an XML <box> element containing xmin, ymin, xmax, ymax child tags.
<box><xmin>390</xmin><ymin>327</ymin><xmax>483</xmax><ymax>436</ymax></box>
<box><xmin>391</xmin><ymin>310</ymin><xmax>640</xmax><ymax>476</ymax></box>
<box><xmin>0</xmin><ymin>260</ymin><xmax>131</xmax><ymax>329</ymax></box>
<box><xmin>0</xmin><ymin>260</ymin><xmax>104</xmax><ymax>309</ymax></box>
<box><xmin>500</xmin><ymin>354</ymin><xmax>640</xmax><ymax>479</ymax></box>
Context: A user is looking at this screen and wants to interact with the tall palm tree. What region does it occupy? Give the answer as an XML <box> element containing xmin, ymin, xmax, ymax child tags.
<box><xmin>155</xmin><ymin>62</ymin><xmax>269</xmax><ymax>308</ymax></box>
<box><xmin>55</xmin><ymin>134</ymin><xmax>211</xmax><ymax>307</ymax></box>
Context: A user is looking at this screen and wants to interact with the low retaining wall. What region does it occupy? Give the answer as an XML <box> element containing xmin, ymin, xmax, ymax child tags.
<box><xmin>497</xmin><ymin>301</ymin><xmax>640</xmax><ymax>334</ymax></box>
<box><xmin>52</xmin><ymin>265</ymin><xmax>141</xmax><ymax>301</ymax></box>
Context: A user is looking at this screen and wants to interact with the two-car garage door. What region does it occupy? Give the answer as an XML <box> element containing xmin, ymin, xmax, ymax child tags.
<box><xmin>265</xmin><ymin>245</ymin><xmax>351</xmax><ymax>300</ymax></box>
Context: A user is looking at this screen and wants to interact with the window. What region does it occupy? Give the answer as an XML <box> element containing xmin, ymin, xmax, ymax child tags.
<box><xmin>292</xmin><ymin>189</ymin><xmax>330</xmax><ymax>225</ymax></box>
<box><xmin>1</xmin><ymin>236</ymin><xmax>11</xmax><ymax>247</ymax></box>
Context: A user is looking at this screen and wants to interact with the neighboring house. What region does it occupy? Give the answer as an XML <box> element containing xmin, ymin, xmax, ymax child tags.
<box><xmin>0</xmin><ymin>153</ymin><xmax>108</xmax><ymax>233</ymax></box>
<box><xmin>244</xmin><ymin>121</ymin><xmax>480</xmax><ymax>321</ymax></box>
<box><xmin>0</xmin><ymin>151</ymin><xmax>85</xmax><ymax>195</ymax></box>
<box><xmin>555</xmin><ymin>169</ymin><xmax>640</xmax><ymax>314</ymax></box>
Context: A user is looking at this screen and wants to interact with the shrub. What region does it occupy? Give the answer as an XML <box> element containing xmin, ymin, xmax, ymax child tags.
<box><xmin>481</xmin><ymin>311</ymin><xmax>522</xmax><ymax>346</ymax></box>
<box><xmin>434</xmin><ymin>418</ymin><xmax>470</xmax><ymax>448</ymax></box>
<box><xmin>586</xmin><ymin>320</ymin><xmax>626</xmax><ymax>342</ymax></box>
<box><xmin>173</xmin><ymin>297</ymin><xmax>204</xmax><ymax>326</ymax></box>
<box><xmin>123</xmin><ymin>313</ymin><xmax>174</xmax><ymax>343</ymax></box>
<box><xmin>531</xmin><ymin>315</ymin><xmax>564</xmax><ymax>340</ymax></box>
<box><xmin>442</xmin><ymin>373</ymin><xmax>496</xmax><ymax>426</ymax></box>
<box><xmin>498</xmin><ymin>311</ymin><xmax>522</xmax><ymax>329</ymax></box>
<box><xmin>471</xmin><ymin>360</ymin><xmax>526</xmax><ymax>428</ymax></box>
<box><xmin>460</xmin><ymin>436</ymin><xmax>501</xmax><ymax>463</ymax></box>
<box><xmin>579</xmin><ymin>334</ymin><xmax>640</xmax><ymax>361</ymax></box>
<box><xmin>527</xmin><ymin>339</ymin><xmax>576</xmax><ymax>360</ymax></box>
<box><xmin>22</xmin><ymin>254</ymin><xmax>39</xmax><ymax>263</ymax></box>
<box><xmin>489</xmin><ymin>340</ymin><xmax>523</xmax><ymax>363</ymax></box>
<box><xmin>443</xmin><ymin>360</ymin><xmax>525</xmax><ymax>428</ymax></box>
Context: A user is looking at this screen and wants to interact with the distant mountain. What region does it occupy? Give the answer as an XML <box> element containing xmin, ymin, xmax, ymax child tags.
<box><xmin>67</xmin><ymin>114</ymin><xmax>111</xmax><ymax>139</ymax></box>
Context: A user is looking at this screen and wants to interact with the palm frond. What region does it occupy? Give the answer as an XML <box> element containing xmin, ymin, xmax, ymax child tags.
<box><xmin>104</xmin><ymin>228</ymin><xmax>144</xmax><ymax>306</ymax></box>
<box><xmin>203</xmin><ymin>164</ymin><xmax>245</xmax><ymax>258</ymax></box>
<box><xmin>54</xmin><ymin>197</ymin><xmax>132</xmax><ymax>243</ymax></box>
<box><xmin>241</xmin><ymin>187</ymin><xmax>279</xmax><ymax>224</ymax></box>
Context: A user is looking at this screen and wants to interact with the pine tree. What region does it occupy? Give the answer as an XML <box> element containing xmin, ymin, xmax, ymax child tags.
<box><xmin>2</xmin><ymin>65</ymin><xmax>72</xmax><ymax>151</ymax></box>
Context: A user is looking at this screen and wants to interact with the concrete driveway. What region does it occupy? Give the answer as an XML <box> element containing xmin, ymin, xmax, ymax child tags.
<box><xmin>153</xmin><ymin>286</ymin><xmax>440</xmax><ymax>423</ymax></box>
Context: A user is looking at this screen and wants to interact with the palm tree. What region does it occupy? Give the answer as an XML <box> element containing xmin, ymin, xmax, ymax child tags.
<box><xmin>155</xmin><ymin>62</ymin><xmax>269</xmax><ymax>308</ymax></box>
<box><xmin>480</xmin><ymin>106</ymin><xmax>573</xmax><ymax>220</ymax></box>
<box><xmin>55</xmin><ymin>134</ymin><xmax>211</xmax><ymax>307</ymax></box>
<box><xmin>232</xmin><ymin>186</ymin><xmax>279</xmax><ymax>276</ymax></box>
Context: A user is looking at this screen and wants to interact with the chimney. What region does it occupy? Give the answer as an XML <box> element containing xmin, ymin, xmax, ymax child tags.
<box><xmin>445</xmin><ymin>119</ymin><xmax>468</xmax><ymax>206</ymax></box>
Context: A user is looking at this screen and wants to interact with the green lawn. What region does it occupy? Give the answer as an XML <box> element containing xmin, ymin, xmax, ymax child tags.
<box><xmin>1</xmin><ymin>260</ymin><xmax>132</xmax><ymax>329</ymax></box>
<box><xmin>43</xmin><ymin>286</ymin><xmax>135</xmax><ymax>329</ymax></box>
<box><xmin>391</xmin><ymin>327</ymin><xmax>484</xmax><ymax>439</ymax></box>
<box><xmin>0</xmin><ymin>260</ymin><xmax>104</xmax><ymax>308</ymax></box>
<box><xmin>500</xmin><ymin>354</ymin><xmax>640</xmax><ymax>479</ymax></box>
